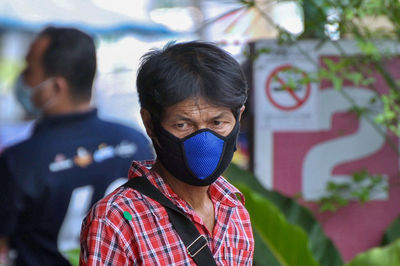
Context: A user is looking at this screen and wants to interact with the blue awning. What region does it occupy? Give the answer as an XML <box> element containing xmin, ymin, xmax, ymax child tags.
<box><xmin>0</xmin><ymin>0</ymin><xmax>176</xmax><ymax>37</ymax></box>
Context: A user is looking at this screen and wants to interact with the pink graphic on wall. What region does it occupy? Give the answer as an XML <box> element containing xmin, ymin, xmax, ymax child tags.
<box><xmin>272</xmin><ymin>56</ymin><xmax>400</xmax><ymax>261</ymax></box>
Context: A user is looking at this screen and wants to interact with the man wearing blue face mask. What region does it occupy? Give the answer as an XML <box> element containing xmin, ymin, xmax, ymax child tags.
<box><xmin>80</xmin><ymin>41</ymin><xmax>254</xmax><ymax>265</ymax></box>
<box><xmin>14</xmin><ymin>75</ymin><xmax>57</xmax><ymax>119</ymax></box>
<box><xmin>0</xmin><ymin>27</ymin><xmax>154</xmax><ymax>266</ymax></box>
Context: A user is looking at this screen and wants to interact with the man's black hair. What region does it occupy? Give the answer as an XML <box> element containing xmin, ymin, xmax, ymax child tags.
<box><xmin>136</xmin><ymin>41</ymin><xmax>248</xmax><ymax>121</ymax></box>
<box><xmin>39</xmin><ymin>26</ymin><xmax>96</xmax><ymax>102</ymax></box>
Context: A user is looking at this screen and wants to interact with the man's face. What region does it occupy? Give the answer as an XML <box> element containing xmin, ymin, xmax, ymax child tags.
<box><xmin>22</xmin><ymin>37</ymin><xmax>53</xmax><ymax>109</ymax></box>
<box><xmin>23</xmin><ymin>37</ymin><xmax>48</xmax><ymax>88</ymax></box>
<box><xmin>160</xmin><ymin>97</ymin><xmax>237</xmax><ymax>139</ymax></box>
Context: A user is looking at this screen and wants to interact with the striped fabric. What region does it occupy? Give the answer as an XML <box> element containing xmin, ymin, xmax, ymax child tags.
<box><xmin>80</xmin><ymin>160</ymin><xmax>254</xmax><ymax>265</ymax></box>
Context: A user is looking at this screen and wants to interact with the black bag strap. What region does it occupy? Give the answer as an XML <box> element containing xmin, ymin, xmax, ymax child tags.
<box><xmin>123</xmin><ymin>176</ymin><xmax>218</xmax><ymax>266</ymax></box>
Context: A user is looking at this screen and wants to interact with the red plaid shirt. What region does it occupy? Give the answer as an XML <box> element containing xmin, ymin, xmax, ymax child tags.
<box><xmin>80</xmin><ymin>161</ymin><xmax>254</xmax><ymax>265</ymax></box>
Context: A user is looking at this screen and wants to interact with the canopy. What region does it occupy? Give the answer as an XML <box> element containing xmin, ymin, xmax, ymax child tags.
<box><xmin>0</xmin><ymin>0</ymin><xmax>175</xmax><ymax>37</ymax></box>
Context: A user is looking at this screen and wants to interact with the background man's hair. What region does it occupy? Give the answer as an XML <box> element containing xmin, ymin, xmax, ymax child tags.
<box><xmin>136</xmin><ymin>41</ymin><xmax>248</xmax><ymax>121</ymax></box>
<box><xmin>39</xmin><ymin>26</ymin><xmax>96</xmax><ymax>102</ymax></box>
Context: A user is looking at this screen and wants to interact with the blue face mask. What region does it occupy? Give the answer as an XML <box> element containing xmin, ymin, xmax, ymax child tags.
<box><xmin>153</xmin><ymin>119</ymin><xmax>239</xmax><ymax>186</ymax></box>
<box><xmin>13</xmin><ymin>74</ymin><xmax>41</xmax><ymax>119</ymax></box>
<box><xmin>14</xmin><ymin>75</ymin><xmax>56</xmax><ymax>118</ymax></box>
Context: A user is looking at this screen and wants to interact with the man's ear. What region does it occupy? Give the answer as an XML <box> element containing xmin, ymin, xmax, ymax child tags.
<box><xmin>53</xmin><ymin>76</ymin><xmax>69</xmax><ymax>99</ymax></box>
<box><xmin>238</xmin><ymin>105</ymin><xmax>245</xmax><ymax>121</ymax></box>
<box><xmin>140</xmin><ymin>108</ymin><xmax>155</xmax><ymax>139</ymax></box>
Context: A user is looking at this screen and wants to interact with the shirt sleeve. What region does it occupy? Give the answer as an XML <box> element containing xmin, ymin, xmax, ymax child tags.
<box><xmin>0</xmin><ymin>153</ymin><xmax>21</xmax><ymax>236</ymax></box>
<box><xmin>80</xmin><ymin>215</ymin><xmax>133</xmax><ymax>266</ymax></box>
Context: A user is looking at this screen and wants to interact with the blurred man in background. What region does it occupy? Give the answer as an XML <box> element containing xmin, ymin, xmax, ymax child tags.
<box><xmin>0</xmin><ymin>26</ymin><xmax>153</xmax><ymax>266</ymax></box>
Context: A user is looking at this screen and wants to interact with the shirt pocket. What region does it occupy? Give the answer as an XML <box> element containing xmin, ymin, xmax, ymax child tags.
<box><xmin>221</xmin><ymin>246</ymin><xmax>253</xmax><ymax>266</ymax></box>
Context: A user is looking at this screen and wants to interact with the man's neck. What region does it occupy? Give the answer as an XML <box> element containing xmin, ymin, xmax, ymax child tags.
<box><xmin>152</xmin><ymin>161</ymin><xmax>216</xmax><ymax>233</ymax></box>
<box><xmin>44</xmin><ymin>101</ymin><xmax>92</xmax><ymax>117</ymax></box>
<box><xmin>152</xmin><ymin>161</ymin><xmax>211</xmax><ymax>210</ymax></box>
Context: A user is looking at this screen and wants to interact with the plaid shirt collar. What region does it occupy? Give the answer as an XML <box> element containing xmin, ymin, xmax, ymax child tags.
<box><xmin>128</xmin><ymin>160</ymin><xmax>244</xmax><ymax>208</ymax></box>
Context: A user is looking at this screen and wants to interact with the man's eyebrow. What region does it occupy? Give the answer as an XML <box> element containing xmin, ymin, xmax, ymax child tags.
<box><xmin>211</xmin><ymin>111</ymin><xmax>232</xmax><ymax>120</ymax></box>
<box><xmin>170</xmin><ymin>114</ymin><xmax>193</xmax><ymax>121</ymax></box>
<box><xmin>169</xmin><ymin>111</ymin><xmax>232</xmax><ymax>122</ymax></box>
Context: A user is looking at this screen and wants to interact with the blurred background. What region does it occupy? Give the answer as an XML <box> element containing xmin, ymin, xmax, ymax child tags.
<box><xmin>1</xmin><ymin>0</ymin><xmax>399</xmax><ymax>265</ymax></box>
<box><xmin>0</xmin><ymin>0</ymin><xmax>303</xmax><ymax>149</ymax></box>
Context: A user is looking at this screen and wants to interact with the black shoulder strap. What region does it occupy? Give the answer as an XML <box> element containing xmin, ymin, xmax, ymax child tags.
<box><xmin>123</xmin><ymin>176</ymin><xmax>218</xmax><ymax>266</ymax></box>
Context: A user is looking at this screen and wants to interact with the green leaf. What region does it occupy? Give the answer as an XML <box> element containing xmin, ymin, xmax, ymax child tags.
<box><xmin>224</xmin><ymin>164</ymin><xmax>343</xmax><ymax>266</ymax></box>
<box><xmin>250</xmin><ymin>47</ymin><xmax>272</xmax><ymax>60</ymax></box>
<box><xmin>345</xmin><ymin>8</ymin><xmax>355</xmax><ymax>20</ymax></box>
<box><xmin>319</xmin><ymin>201</ymin><xmax>337</xmax><ymax>212</ymax></box>
<box><xmin>381</xmin><ymin>216</ymin><xmax>400</xmax><ymax>246</ymax></box>
<box><xmin>253</xmin><ymin>231</ymin><xmax>281</xmax><ymax>266</ymax></box>
<box><xmin>357</xmin><ymin>40</ymin><xmax>380</xmax><ymax>60</ymax></box>
<box><xmin>346</xmin><ymin>238</ymin><xmax>400</xmax><ymax>266</ymax></box>
<box><xmin>361</xmin><ymin>77</ymin><xmax>375</xmax><ymax>86</ymax></box>
<box><xmin>332</xmin><ymin>76</ymin><xmax>343</xmax><ymax>91</ymax></box>
<box><xmin>323</xmin><ymin>58</ymin><xmax>336</xmax><ymax>70</ymax></box>
<box><xmin>345</xmin><ymin>72</ymin><xmax>363</xmax><ymax>85</ymax></box>
<box><xmin>237</xmin><ymin>183</ymin><xmax>319</xmax><ymax>266</ymax></box>
<box><xmin>352</xmin><ymin>169</ymin><xmax>368</xmax><ymax>183</ymax></box>
<box><xmin>66</xmin><ymin>248</ymin><xmax>80</xmax><ymax>266</ymax></box>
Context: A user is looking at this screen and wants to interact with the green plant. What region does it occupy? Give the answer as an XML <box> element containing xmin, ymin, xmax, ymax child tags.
<box><xmin>66</xmin><ymin>248</ymin><xmax>79</xmax><ymax>266</ymax></box>
<box><xmin>237</xmin><ymin>183</ymin><xmax>319</xmax><ymax>266</ymax></box>
<box><xmin>225</xmin><ymin>164</ymin><xmax>400</xmax><ymax>265</ymax></box>
<box><xmin>225</xmin><ymin>164</ymin><xmax>343</xmax><ymax>266</ymax></box>
<box><xmin>345</xmin><ymin>238</ymin><xmax>400</xmax><ymax>266</ymax></box>
<box><xmin>381</xmin><ymin>216</ymin><xmax>400</xmax><ymax>246</ymax></box>
<box><xmin>231</xmin><ymin>0</ymin><xmax>399</xmax><ymax>210</ymax></box>
<box><xmin>318</xmin><ymin>169</ymin><xmax>388</xmax><ymax>212</ymax></box>
<box><xmin>236</xmin><ymin>0</ymin><xmax>400</xmax><ymax>140</ymax></box>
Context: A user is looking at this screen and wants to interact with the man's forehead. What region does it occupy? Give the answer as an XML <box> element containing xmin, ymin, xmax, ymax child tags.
<box><xmin>164</xmin><ymin>98</ymin><xmax>233</xmax><ymax>120</ymax></box>
<box><xmin>26</xmin><ymin>37</ymin><xmax>50</xmax><ymax>62</ymax></box>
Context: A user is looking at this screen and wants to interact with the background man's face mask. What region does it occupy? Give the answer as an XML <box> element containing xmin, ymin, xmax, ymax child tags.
<box><xmin>14</xmin><ymin>74</ymin><xmax>55</xmax><ymax>118</ymax></box>
<box><xmin>152</xmin><ymin>117</ymin><xmax>240</xmax><ymax>186</ymax></box>
<box><xmin>14</xmin><ymin>74</ymin><xmax>41</xmax><ymax>118</ymax></box>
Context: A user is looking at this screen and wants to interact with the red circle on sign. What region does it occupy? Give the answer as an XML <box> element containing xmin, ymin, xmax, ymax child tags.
<box><xmin>265</xmin><ymin>64</ymin><xmax>311</xmax><ymax>111</ymax></box>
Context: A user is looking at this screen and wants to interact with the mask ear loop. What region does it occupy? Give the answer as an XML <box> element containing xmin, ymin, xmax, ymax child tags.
<box><xmin>231</xmin><ymin>108</ymin><xmax>242</xmax><ymax>152</ymax></box>
<box><xmin>150</xmin><ymin>114</ymin><xmax>160</xmax><ymax>130</ymax></box>
<box><xmin>35</xmin><ymin>78</ymin><xmax>56</xmax><ymax>112</ymax></box>
<box><xmin>234</xmin><ymin>108</ymin><xmax>241</xmax><ymax>122</ymax></box>
<box><xmin>149</xmin><ymin>113</ymin><xmax>169</xmax><ymax>149</ymax></box>
<box><xmin>32</xmin><ymin>77</ymin><xmax>55</xmax><ymax>92</ymax></box>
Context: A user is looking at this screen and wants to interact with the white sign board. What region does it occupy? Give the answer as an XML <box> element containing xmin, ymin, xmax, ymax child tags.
<box><xmin>253</xmin><ymin>41</ymin><xmax>319</xmax><ymax>131</ymax></box>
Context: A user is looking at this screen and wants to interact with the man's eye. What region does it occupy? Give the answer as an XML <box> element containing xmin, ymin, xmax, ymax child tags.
<box><xmin>176</xmin><ymin>123</ymin><xmax>186</xmax><ymax>128</ymax></box>
<box><xmin>213</xmin><ymin>121</ymin><xmax>223</xmax><ymax>126</ymax></box>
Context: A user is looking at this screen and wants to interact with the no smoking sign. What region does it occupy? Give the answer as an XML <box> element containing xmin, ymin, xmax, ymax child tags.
<box><xmin>265</xmin><ymin>64</ymin><xmax>311</xmax><ymax>111</ymax></box>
